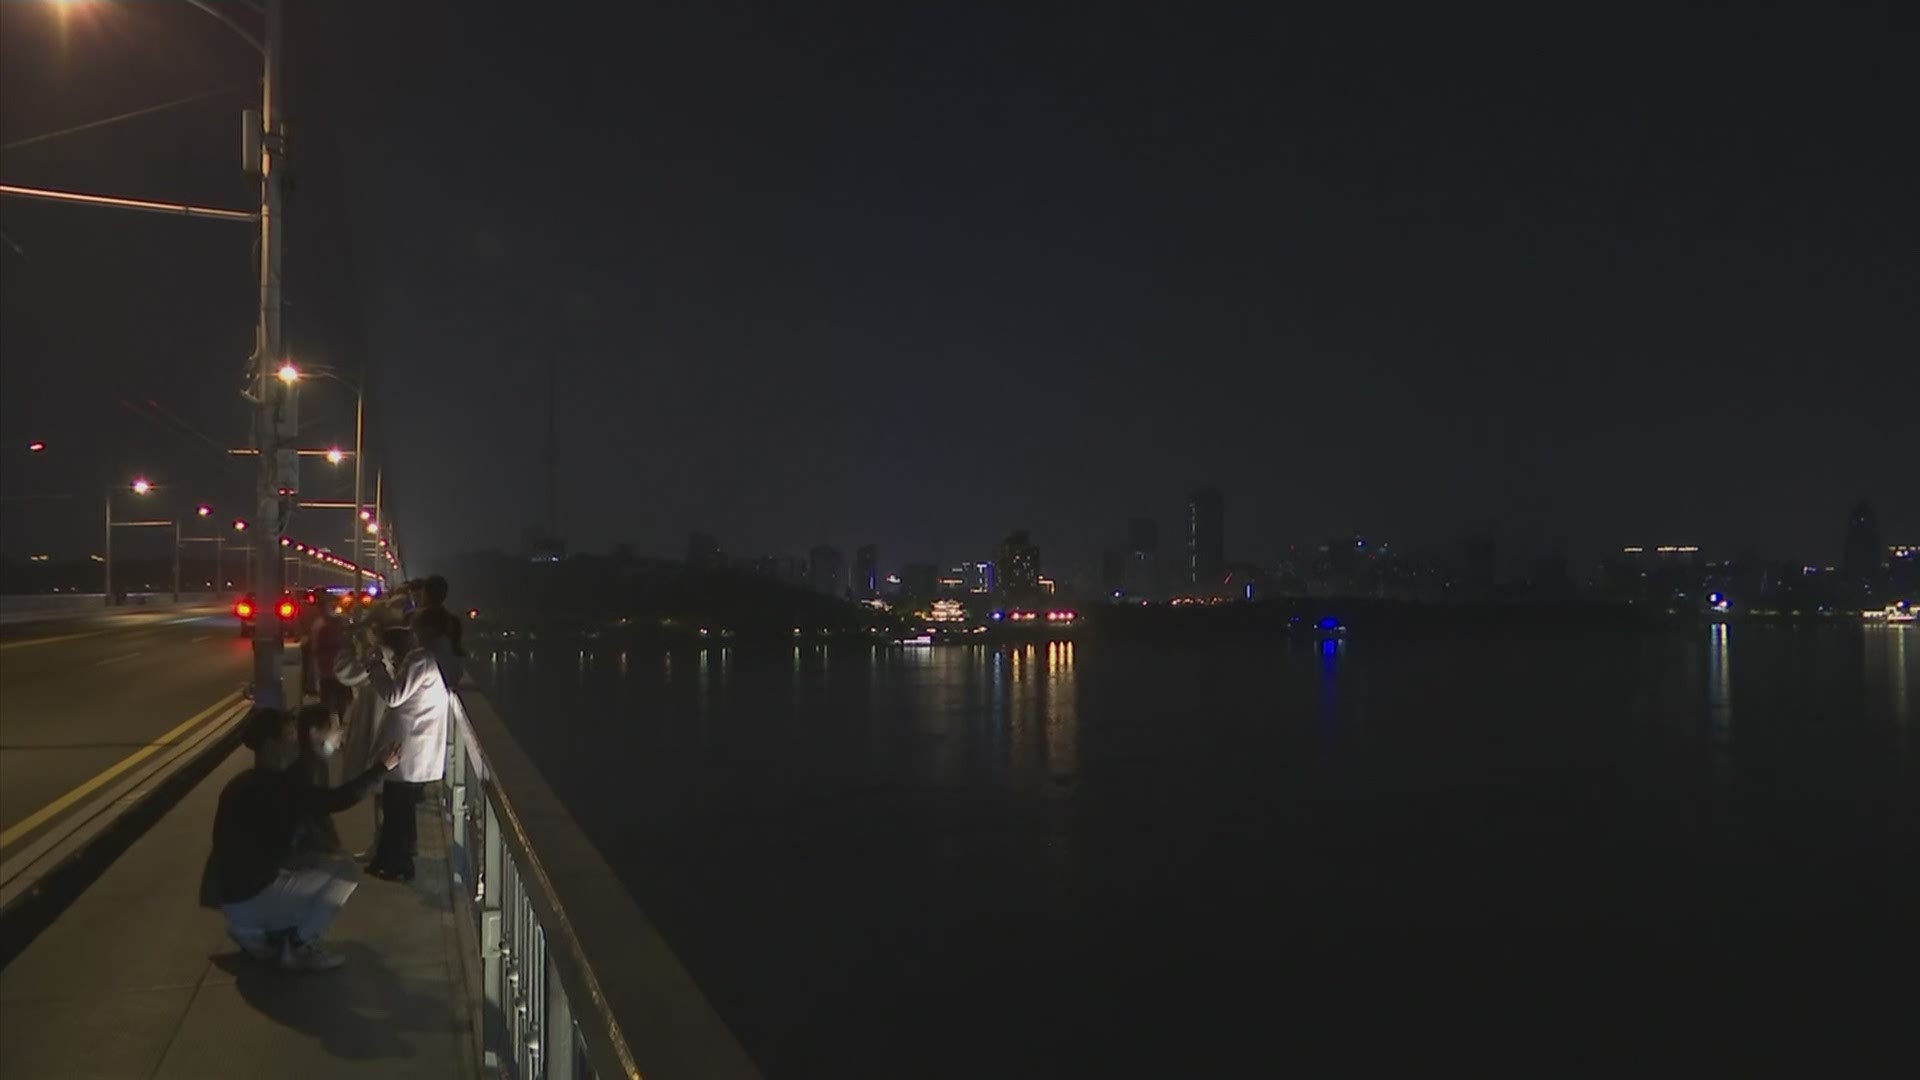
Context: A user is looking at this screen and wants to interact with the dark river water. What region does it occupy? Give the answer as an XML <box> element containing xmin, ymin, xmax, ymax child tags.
<box><xmin>484</xmin><ymin>624</ymin><xmax>1917</xmax><ymax>1077</ymax></box>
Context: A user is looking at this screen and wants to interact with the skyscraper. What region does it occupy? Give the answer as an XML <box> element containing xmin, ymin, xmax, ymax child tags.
<box><xmin>853</xmin><ymin>544</ymin><xmax>878</xmax><ymax>599</ymax></box>
<box><xmin>998</xmin><ymin>530</ymin><xmax>1041</xmax><ymax>595</ymax></box>
<box><xmin>809</xmin><ymin>546</ymin><xmax>845</xmax><ymax>598</ymax></box>
<box><xmin>1844</xmin><ymin>501</ymin><xmax>1883</xmax><ymax>588</ymax></box>
<box><xmin>1186</xmin><ymin>487</ymin><xmax>1224</xmax><ymax>588</ymax></box>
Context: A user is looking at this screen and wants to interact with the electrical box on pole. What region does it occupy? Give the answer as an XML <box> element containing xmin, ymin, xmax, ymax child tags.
<box><xmin>242</xmin><ymin>109</ymin><xmax>262</xmax><ymax>175</ymax></box>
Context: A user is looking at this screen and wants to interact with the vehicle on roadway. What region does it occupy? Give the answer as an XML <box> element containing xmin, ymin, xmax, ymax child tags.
<box><xmin>234</xmin><ymin>593</ymin><xmax>302</xmax><ymax>639</ymax></box>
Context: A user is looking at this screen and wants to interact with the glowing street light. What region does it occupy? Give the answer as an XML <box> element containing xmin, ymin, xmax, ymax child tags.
<box><xmin>233</xmin><ymin>518</ymin><xmax>249</xmax><ymax>531</ymax></box>
<box><xmin>324</xmin><ymin>447</ymin><xmax>345</xmax><ymax>465</ymax></box>
<box><xmin>277</xmin><ymin>362</ymin><xmax>300</xmax><ymax>385</ymax></box>
<box><xmin>196</xmin><ymin>504</ymin><xmax>213</xmax><ymax>518</ymax></box>
<box><xmin>365</xmin><ymin>520</ymin><xmax>379</xmax><ymax>535</ymax></box>
<box><xmin>130</xmin><ymin>477</ymin><xmax>152</xmax><ymax>495</ymax></box>
<box><xmin>27</xmin><ymin>441</ymin><xmax>47</xmax><ymax>453</ymax></box>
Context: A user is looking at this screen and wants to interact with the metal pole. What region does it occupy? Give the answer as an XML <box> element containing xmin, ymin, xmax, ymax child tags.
<box><xmin>374</xmin><ymin>467</ymin><xmax>383</xmax><ymax>584</ymax></box>
<box><xmin>251</xmin><ymin>0</ymin><xmax>287</xmax><ymax>708</ymax></box>
<box><xmin>173</xmin><ymin>521</ymin><xmax>182</xmax><ymax>603</ymax></box>
<box><xmin>215</xmin><ymin>534</ymin><xmax>223</xmax><ymax>591</ymax></box>
<box><xmin>351</xmin><ymin>380</ymin><xmax>364</xmax><ymax>594</ymax></box>
<box><xmin>103</xmin><ymin>494</ymin><xmax>113</xmax><ymax>608</ymax></box>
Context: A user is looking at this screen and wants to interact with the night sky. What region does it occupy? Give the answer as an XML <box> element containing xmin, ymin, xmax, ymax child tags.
<box><xmin>4</xmin><ymin>2</ymin><xmax>1915</xmax><ymax>578</ymax></box>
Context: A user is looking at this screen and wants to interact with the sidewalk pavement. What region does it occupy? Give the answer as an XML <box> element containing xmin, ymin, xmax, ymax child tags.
<box><xmin>0</xmin><ymin>746</ymin><xmax>479</xmax><ymax>1078</ymax></box>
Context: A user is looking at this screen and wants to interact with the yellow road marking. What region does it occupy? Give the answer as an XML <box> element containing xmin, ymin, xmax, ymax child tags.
<box><xmin>0</xmin><ymin>689</ymin><xmax>246</xmax><ymax>850</ymax></box>
<box><xmin>0</xmin><ymin>630</ymin><xmax>109</xmax><ymax>652</ymax></box>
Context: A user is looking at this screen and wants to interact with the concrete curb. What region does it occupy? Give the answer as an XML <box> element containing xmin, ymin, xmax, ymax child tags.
<box><xmin>0</xmin><ymin>696</ymin><xmax>251</xmax><ymax>918</ymax></box>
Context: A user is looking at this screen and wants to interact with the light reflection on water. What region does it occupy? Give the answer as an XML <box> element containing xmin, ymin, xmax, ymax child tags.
<box><xmin>1708</xmin><ymin>623</ymin><xmax>1733</xmax><ymax>792</ymax></box>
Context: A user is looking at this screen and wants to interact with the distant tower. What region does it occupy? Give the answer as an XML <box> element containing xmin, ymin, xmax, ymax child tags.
<box><xmin>1186</xmin><ymin>487</ymin><xmax>1224</xmax><ymax>587</ymax></box>
<box><xmin>1844</xmin><ymin>501</ymin><xmax>1882</xmax><ymax>587</ymax></box>
<box><xmin>853</xmin><ymin>545</ymin><xmax>878</xmax><ymax>599</ymax></box>
<box><xmin>1126</xmin><ymin>516</ymin><xmax>1160</xmax><ymax>598</ymax></box>
<box><xmin>545</xmin><ymin>358</ymin><xmax>557</xmax><ymax>541</ymax></box>
<box><xmin>527</xmin><ymin>358</ymin><xmax>567</xmax><ymax>563</ymax></box>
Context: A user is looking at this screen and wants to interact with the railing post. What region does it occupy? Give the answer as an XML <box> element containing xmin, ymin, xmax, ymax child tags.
<box><xmin>481</xmin><ymin>798</ymin><xmax>505</xmax><ymax>1075</ymax></box>
<box><xmin>546</xmin><ymin>948</ymin><xmax>578</xmax><ymax>1080</ymax></box>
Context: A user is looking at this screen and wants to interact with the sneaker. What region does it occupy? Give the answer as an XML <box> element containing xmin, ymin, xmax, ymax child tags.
<box><xmin>279</xmin><ymin>939</ymin><xmax>346</xmax><ymax>972</ymax></box>
<box><xmin>227</xmin><ymin>928</ymin><xmax>279</xmax><ymax>963</ymax></box>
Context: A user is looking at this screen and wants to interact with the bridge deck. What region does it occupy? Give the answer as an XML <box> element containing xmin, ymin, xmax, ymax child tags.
<box><xmin>0</xmin><ymin>747</ymin><xmax>478</xmax><ymax>1078</ymax></box>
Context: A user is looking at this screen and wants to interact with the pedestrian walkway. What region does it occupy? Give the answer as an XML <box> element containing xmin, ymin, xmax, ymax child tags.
<box><xmin>0</xmin><ymin>746</ymin><xmax>479</xmax><ymax>1078</ymax></box>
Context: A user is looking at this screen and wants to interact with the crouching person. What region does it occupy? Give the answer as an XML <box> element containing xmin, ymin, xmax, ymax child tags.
<box><xmin>201</xmin><ymin>706</ymin><xmax>399</xmax><ymax>971</ymax></box>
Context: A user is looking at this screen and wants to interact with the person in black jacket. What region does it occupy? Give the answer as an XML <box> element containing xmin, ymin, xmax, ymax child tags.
<box><xmin>203</xmin><ymin>707</ymin><xmax>398</xmax><ymax>971</ymax></box>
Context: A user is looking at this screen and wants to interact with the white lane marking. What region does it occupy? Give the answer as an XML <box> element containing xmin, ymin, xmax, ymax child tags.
<box><xmin>92</xmin><ymin>651</ymin><xmax>146</xmax><ymax>667</ymax></box>
<box><xmin>188</xmin><ymin>634</ymin><xmax>210</xmax><ymax>643</ymax></box>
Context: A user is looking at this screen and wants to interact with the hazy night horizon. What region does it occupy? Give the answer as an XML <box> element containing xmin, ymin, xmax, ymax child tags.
<box><xmin>4</xmin><ymin>1</ymin><xmax>1914</xmax><ymax>579</ymax></box>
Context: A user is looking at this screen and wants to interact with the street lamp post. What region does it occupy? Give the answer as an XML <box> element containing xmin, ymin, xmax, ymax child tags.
<box><xmin>103</xmin><ymin>479</ymin><xmax>173</xmax><ymax>606</ymax></box>
<box><xmin>103</xmin><ymin>478</ymin><xmax>151</xmax><ymax>607</ymax></box>
<box><xmin>279</xmin><ymin>363</ymin><xmax>368</xmax><ymax>595</ymax></box>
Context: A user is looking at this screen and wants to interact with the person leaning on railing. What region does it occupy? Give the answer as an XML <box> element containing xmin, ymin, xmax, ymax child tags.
<box><xmin>363</xmin><ymin>624</ymin><xmax>450</xmax><ymax>883</ymax></box>
<box><xmin>410</xmin><ymin>574</ymin><xmax>467</xmax><ymax>688</ymax></box>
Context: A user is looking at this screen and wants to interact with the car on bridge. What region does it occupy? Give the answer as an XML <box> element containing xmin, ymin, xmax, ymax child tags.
<box><xmin>234</xmin><ymin>593</ymin><xmax>302</xmax><ymax>639</ymax></box>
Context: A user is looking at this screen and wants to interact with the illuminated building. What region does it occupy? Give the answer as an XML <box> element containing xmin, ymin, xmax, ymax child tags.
<box><xmin>1890</xmin><ymin>545</ymin><xmax>1918</xmax><ymax>594</ymax></box>
<box><xmin>969</xmin><ymin>561</ymin><xmax>996</xmax><ymax>593</ymax></box>
<box><xmin>1186</xmin><ymin>487</ymin><xmax>1224</xmax><ymax>587</ymax></box>
<box><xmin>1621</xmin><ymin>544</ymin><xmax>1704</xmax><ymax>569</ymax></box>
<box><xmin>998</xmin><ymin>530</ymin><xmax>1041</xmax><ymax>595</ymax></box>
<box><xmin>928</xmin><ymin>598</ymin><xmax>967</xmax><ymax>622</ymax></box>
<box><xmin>853</xmin><ymin>545</ymin><xmax>878</xmax><ymax>599</ymax></box>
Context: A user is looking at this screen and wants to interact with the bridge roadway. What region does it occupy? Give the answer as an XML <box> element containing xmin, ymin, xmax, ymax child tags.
<box><xmin>0</xmin><ymin>607</ymin><xmax>251</xmax><ymax>859</ymax></box>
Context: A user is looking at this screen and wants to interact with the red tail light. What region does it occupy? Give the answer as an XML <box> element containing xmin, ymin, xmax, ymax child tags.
<box><xmin>277</xmin><ymin>600</ymin><xmax>297</xmax><ymax>620</ymax></box>
<box><xmin>235</xmin><ymin>601</ymin><xmax>254</xmax><ymax>619</ymax></box>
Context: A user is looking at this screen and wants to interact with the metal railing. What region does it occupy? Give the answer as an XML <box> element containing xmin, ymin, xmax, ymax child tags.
<box><xmin>441</xmin><ymin>690</ymin><xmax>607</xmax><ymax>1078</ymax></box>
<box><xmin>437</xmin><ymin>685</ymin><xmax>760</xmax><ymax>1080</ymax></box>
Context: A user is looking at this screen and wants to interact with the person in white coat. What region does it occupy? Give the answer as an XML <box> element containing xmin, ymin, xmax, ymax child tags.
<box><xmin>363</xmin><ymin>625</ymin><xmax>449</xmax><ymax>882</ymax></box>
